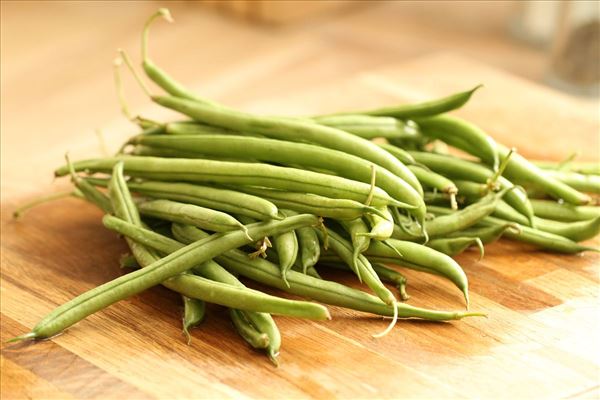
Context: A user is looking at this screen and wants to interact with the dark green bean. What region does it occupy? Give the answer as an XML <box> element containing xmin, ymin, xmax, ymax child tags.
<box><xmin>182</xmin><ymin>296</ymin><xmax>205</xmax><ymax>344</ymax></box>
<box><xmin>172</xmin><ymin>224</ymin><xmax>483</xmax><ymax>320</ymax></box>
<box><xmin>229</xmin><ymin>309</ymin><xmax>270</xmax><ymax>350</ymax></box>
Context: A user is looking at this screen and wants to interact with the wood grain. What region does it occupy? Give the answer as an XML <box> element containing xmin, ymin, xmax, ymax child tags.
<box><xmin>1</xmin><ymin>2</ymin><xmax>599</xmax><ymax>399</ymax></box>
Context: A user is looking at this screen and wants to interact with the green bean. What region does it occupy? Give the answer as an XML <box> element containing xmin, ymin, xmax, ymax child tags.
<box><xmin>107</xmin><ymin>161</ymin><xmax>209</xmax><ymax>346</ymax></box>
<box><xmin>317</xmin><ymin>229</ymin><xmax>395</xmax><ymax>306</ymax></box>
<box><xmin>377</xmin><ymin>143</ymin><xmax>416</xmax><ymax>165</ymax></box>
<box><xmin>290</xmin><ymin>260</ymin><xmax>321</xmax><ymax>278</ymax></box>
<box><xmin>131</xmin><ymin>145</ymin><xmax>240</xmax><ymax>160</ymax></box>
<box><xmin>530</xmin><ymin>199</ymin><xmax>600</xmax><ymax>222</ymax></box>
<box><xmin>281</xmin><ymin>210</ymin><xmax>321</xmax><ymax>274</ymax></box>
<box><xmin>55</xmin><ymin>156</ymin><xmax>403</xmax><ymax>208</ymax></box>
<box><xmin>318</xmin><ymin>261</ymin><xmax>409</xmax><ymax>301</ymax></box>
<box><xmin>409</xmin><ymin>151</ymin><xmax>534</xmax><ymax>225</ymax></box>
<box><xmin>137</xmin><ymin>199</ymin><xmax>251</xmax><ymax>239</ymax></box>
<box><xmin>85</xmin><ymin>177</ymin><xmax>280</xmax><ymax>221</ymax></box>
<box><xmin>361</xmin><ymin>207</ymin><xmax>395</xmax><ymax>240</ymax></box>
<box><xmin>230</xmin><ymin>186</ymin><xmax>390</xmax><ymax>220</ymax></box>
<box><xmin>165</xmin><ymin>121</ymin><xmax>236</xmax><ymax>135</ymax></box>
<box><xmin>188</xmin><ymin>239</ymin><xmax>281</xmax><ymax>362</ymax></box>
<box><xmin>371</xmin><ymin>263</ymin><xmax>410</xmax><ymax>301</ymax></box>
<box><xmin>430</xmin><ymin>206</ymin><xmax>598</xmax><ymax>253</ymax></box>
<box><xmin>12</xmin><ymin>212</ymin><xmax>327</xmax><ymax>342</ymax></box>
<box><xmin>416</xmin><ymin>115</ymin><xmax>499</xmax><ymax>170</ymax></box>
<box><xmin>66</xmin><ymin>155</ymin><xmax>113</xmax><ymax>213</ymax></box>
<box><xmin>312</xmin><ymin>115</ymin><xmax>420</xmax><ymax>140</ymax></box>
<box><xmin>533</xmin><ymin>160</ymin><xmax>600</xmax><ymax>175</ymax></box>
<box><xmin>130</xmin><ymin>134</ymin><xmax>422</xmax><ymax>210</ymax></box>
<box><xmin>13</xmin><ymin>190</ymin><xmax>79</xmax><ymax>219</ymax></box>
<box><xmin>338</xmin><ymin>218</ymin><xmax>371</xmax><ymax>271</ymax></box>
<box><xmin>448</xmin><ymin>223</ymin><xmax>519</xmax><ymax>244</ymax></box>
<box><xmin>408</xmin><ymin>164</ymin><xmax>458</xmax><ymax>209</ymax></box>
<box><xmin>172</xmin><ymin>224</ymin><xmax>483</xmax><ymax>320</ymax></box>
<box><xmin>454</xmin><ymin>180</ymin><xmax>489</xmax><ymax>198</ymax></box>
<box><xmin>427</xmin><ymin>237</ymin><xmax>484</xmax><ymax>259</ymax></box>
<box><xmin>182</xmin><ymin>296</ymin><xmax>205</xmax><ymax>344</ymax></box>
<box><xmin>229</xmin><ymin>309</ymin><xmax>269</xmax><ymax>350</ymax></box>
<box><xmin>141</xmin><ymin>9</ymin><xmax>218</xmax><ymax>107</ymax></box>
<box><xmin>542</xmin><ymin>170</ymin><xmax>600</xmax><ymax>194</ymax></box>
<box><xmin>493</xmin><ymin>200</ymin><xmax>600</xmax><ymax>242</ymax></box>
<box><xmin>271</xmin><ymin>210</ymin><xmax>299</xmax><ymax>286</ymax></box>
<box><xmin>499</xmin><ymin>145</ymin><xmax>591</xmax><ymax>205</ymax></box>
<box><xmin>393</xmin><ymin>190</ymin><xmax>503</xmax><ymax>240</ymax></box>
<box><xmin>150</xmin><ymin>96</ymin><xmax>425</xmax><ymax>212</ymax></box>
<box><xmin>361</xmin><ymin>238</ymin><xmax>469</xmax><ymax>306</ymax></box>
<box><xmin>316</xmin><ymin>85</ymin><xmax>482</xmax><ymax>119</ymax></box>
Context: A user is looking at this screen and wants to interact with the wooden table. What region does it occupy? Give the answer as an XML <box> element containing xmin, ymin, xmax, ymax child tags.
<box><xmin>1</xmin><ymin>6</ymin><xmax>599</xmax><ymax>396</ymax></box>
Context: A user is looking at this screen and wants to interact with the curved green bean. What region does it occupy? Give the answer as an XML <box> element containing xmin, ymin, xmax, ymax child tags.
<box><xmin>427</xmin><ymin>237</ymin><xmax>484</xmax><ymax>259</ymax></box>
<box><xmin>317</xmin><ymin>85</ymin><xmax>482</xmax><ymax>119</ymax></box>
<box><xmin>416</xmin><ymin>114</ymin><xmax>499</xmax><ymax>170</ymax></box>
<box><xmin>229</xmin><ymin>309</ymin><xmax>270</xmax><ymax>350</ymax></box>
<box><xmin>182</xmin><ymin>296</ymin><xmax>205</xmax><ymax>344</ymax></box>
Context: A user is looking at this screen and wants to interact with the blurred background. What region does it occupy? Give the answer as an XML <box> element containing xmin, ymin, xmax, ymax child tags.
<box><xmin>1</xmin><ymin>0</ymin><xmax>599</xmax><ymax>199</ymax></box>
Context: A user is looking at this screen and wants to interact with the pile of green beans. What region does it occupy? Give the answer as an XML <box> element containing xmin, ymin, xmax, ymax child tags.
<box><xmin>11</xmin><ymin>8</ymin><xmax>598</xmax><ymax>364</ymax></box>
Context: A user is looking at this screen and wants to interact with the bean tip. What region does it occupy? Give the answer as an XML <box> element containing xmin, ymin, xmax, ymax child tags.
<box><xmin>372</xmin><ymin>299</ymin><xmax>398</xmax><ymax>338</ymax></box>
<box><xmin>6</xmin><ymin>332</ymin><xmax>36</xmax><ymax>343</ymax></box>
<box><xmin>158</xmin><ymin>8</ymin><xmax>174</xmax><ymax>23</ymax></box>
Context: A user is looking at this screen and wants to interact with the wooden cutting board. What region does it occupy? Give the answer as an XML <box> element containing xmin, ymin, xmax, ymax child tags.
<box><xmin>2</xmin><ymin>51</ymin><xmax>599</xmax><ymax>399</ymax></box>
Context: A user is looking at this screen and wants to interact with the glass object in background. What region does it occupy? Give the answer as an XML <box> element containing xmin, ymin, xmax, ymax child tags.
<box><xmin>511</xmin><ymin>1</ymin><xmax>599</xmax><ymax>97</ymax></box>
<box><xmin>547</xmin><ymin>1</ymin><xmax>599</xmax><ymax>97</ymax></box>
